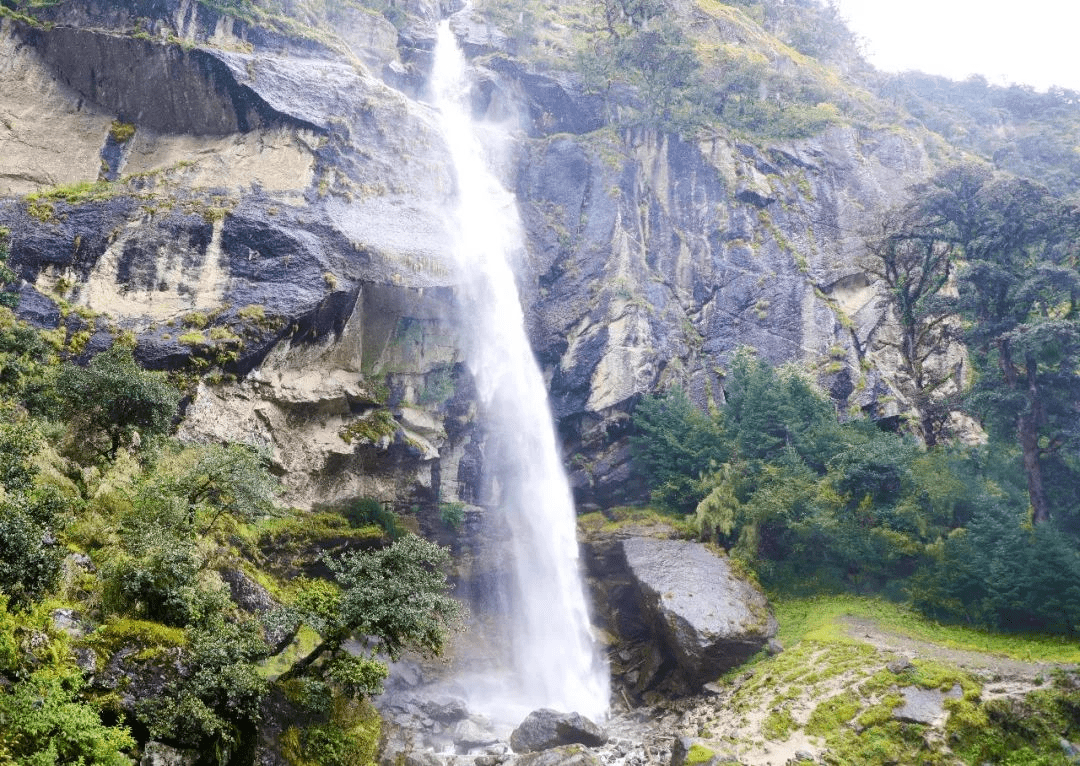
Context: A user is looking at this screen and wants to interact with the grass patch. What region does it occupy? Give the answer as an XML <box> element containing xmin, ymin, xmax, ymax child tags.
<box><xmin>772</xmin><ymin>595</ymin><xmax>1080</xmax><ymax>664</ymax></box>
<box><xmin>578</xmin><ymin>505</ymin><xmax>696</xmax><ymax>537</ymax></box>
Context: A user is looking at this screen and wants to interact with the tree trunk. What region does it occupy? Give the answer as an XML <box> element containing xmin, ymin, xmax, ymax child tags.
<box><xmin>1019</xmin><ymin>411</ymin><xmax>1050</xmax><ymax>524</ymax></box>
<box><xmin>1001</xmin><ymin>341</ymin><xmax>1050</xmax><ymax>524</ymax></box>
<box><xmin>1023</xmin><ymin>353</ymin><xmax>1051</xmax><ymax>524</ymax></box>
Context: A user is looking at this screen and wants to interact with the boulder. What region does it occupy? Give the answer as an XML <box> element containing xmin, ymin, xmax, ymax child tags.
<box><xmin>621</xmin><ymin>538</ymin><xmax>777</xmax><ymax>687</ymax></box>
<box><xmin>892</xmin><ymin>684</ymin><xmax>962</xmax><ymax>725</ymax></box>
<box><xmin>140</xmin><ymin>742</ymin><xmax>198</xmax><ymax>766</ymax></box>
<box><xmin>510</xmin><ymin>709</ymin><xmax>607</xmax><ymax>754</ymax></box>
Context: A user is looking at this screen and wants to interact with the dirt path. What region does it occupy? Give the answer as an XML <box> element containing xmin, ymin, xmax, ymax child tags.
<box><xmin>840</xmin><ymin>616</ymin><xmax>1071</xmax><ymax>681</ymax></box>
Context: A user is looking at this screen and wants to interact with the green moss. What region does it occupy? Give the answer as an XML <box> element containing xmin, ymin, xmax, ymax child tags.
<box><xmin>182</xmin><ymin>311</ymin><xmax>209</xmax><ymax>329</ymax></box>
<box><xmin>281</xmin><ymin>695</ymin><xmax>381</xmax><ymax>766</ymax></box>
<box><xmin>338</xmin><ymin>410</ymin><xmax>398</xmax><ymax>446</ymax></box>
<box><xmin>806</xmin><ymin>694</ymin><xmax>860</xmax><ymax>736</ymax></box>
<box><xmin>855</xmin><ymin>694</ymin><xmax>903</xmax><ymax>729</ymax></box>
<box><xmin>762</xmin><ymin>708</ymin><xmax>796</xmax><ymax>740</ymax></box>
<box><xmin>85</xmin><ymin>617</ymin><xmax>187</xmax><ymax>661</ymax></box>
<box><xmin>684</xmin><ymin>743</ymin><xmax>715</xmax><ymax>765</ymax></box>
<box><xmin>577</xmin><ymin>506</ymin><xmax>696</xmax><ymax>537</ymax></box>
<box><xmin>109</xmin><ymin>121</ymin><xmax>136</xmax><ymax>143</ymax></box>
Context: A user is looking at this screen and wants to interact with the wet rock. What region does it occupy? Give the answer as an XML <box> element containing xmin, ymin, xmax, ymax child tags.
<box><xmin>73</xmin><ymin>647</ymin><xmax>97</xmax><ymax>675</ymax></box>
<box><xmin>219</xmin><ymin>567</ymin><xmax>277</xmax><ymax>613</ymax></box>
<box><xmin>892</xmin><ymin>684</ymin><xmax>962</xmax><ymax>725</ymax></box>
<box><xmin>621</xmin><ymin>538</ymin><xmax>777</xmax><ymax>688</ymax></box>
<box><xmin>452</xmin><ymin>718</ymin><xmax>501</xmax><ymax>750</ymax></box>
<box><xmin>510</xmin><ymin>709</ymin><xmax>608</xmax><ymax>753</ymax></box>
<box><xmin>515</xmin><ymin>745</ymin><xmax>603</xmax><ymax>766</ymax></box>
<box><xmin>50</xmin><ymin>608</ymin><xmax>89</xmax><ymax>639</ymax></box>
<box><xmin>140</xmin><ymin>741</ymin><xmax>199</xmax><ymax>766</ymax></box>
<box><xmin>422</xmin><ymin>697</ymin><xmax>471</xmax><ymax>723</ymax></box>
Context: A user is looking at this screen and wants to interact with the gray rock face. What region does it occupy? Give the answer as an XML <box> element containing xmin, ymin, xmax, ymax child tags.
<box><xmin>892</xmin><ymin>684</ymin><xmax>962</xmax><ymax>725</ymax></box>
<box><xmin>621</xmin><ymin>538</ymin><xmax>777</xmax><ymax>687</ymax></box>
<box><xmin>510</xmin><ymin>709</ymin><xmax>608</xmax><ymax>754</ymax></box>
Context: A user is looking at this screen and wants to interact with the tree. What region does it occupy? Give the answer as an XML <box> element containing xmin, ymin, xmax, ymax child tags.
<box><xmin>631</xmin><ymin>387</ymin><xmax>727</xmax><ymax>512</ymax></box>
<box><xmin>948</xmin><ymin>174</ymin><xmax>1080</xmax><ymax>524</ymax></box>
<box><xmin>875</xmin><ymin>163</ymin><xmax>1080</xmax><ymax>523</ymax></box>
<box><xmin>0</xmin><ymin>412</ymin><xmax>62</xmax><ymax>606</ymax></box>
<box><xmin>277</xmin><ymin>534</ymin><xmax>464</xmax><ymax>696</ymax></box>
<box><xmin>863</xmin><ymin>176</ymin><xmax>971</xmax><ymax>445</ymax></box>
<box><xmin>169</xmin><ymin>443</ymin><xmax>278</xmax><ymax>534</ymax></box>
<box><xmin>56</xmin><ymin>344</ymin><xmax>180</xmax><ymax>460</ymax></box>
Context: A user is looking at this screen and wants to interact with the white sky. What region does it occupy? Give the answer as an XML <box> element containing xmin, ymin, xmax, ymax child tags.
<box><xmin>829</xmin><ymin>0</ymin><xmax>1080</xmax><ymax>92</ymax></box>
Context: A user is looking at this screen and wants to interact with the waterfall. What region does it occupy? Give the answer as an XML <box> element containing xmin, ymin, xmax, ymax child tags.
<box><xmin>430</xmin><ymin>20</ymin><xmax>610</xmax><ymax>724</ymax></box>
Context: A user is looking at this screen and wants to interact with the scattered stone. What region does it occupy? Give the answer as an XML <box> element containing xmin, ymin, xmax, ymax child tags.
<box><xmin>72</xmin><ymin>647</ymin><xmax>97</xmax><ymax>675</ymax></box>
<box><xmin>886</xmin><ymin>658</ymin><xmax>915</xmax><ymax>674</ymax></box>
<box><xmin>51</xmin><ymin>608</ymin><xmax>89</xmax><ymax>639</ymax></box>
<box><xmin>669</xmin><ymin>736</ymin><xmax>694</xmax><ymax>766</ymax></box>
<box><xmin>65</xmin><ymin>552</ymin><xmax>95</xmax><ymax>572</ymax></box>
<box><xmin>792</xmin><ymin>750</ymin><xmax>816</xmax><ymax>762</ymax></box>
<box><xmin>510</xmin><ymin>709</ymin><xmax>608</xmax><ymax>753</ymax></box>
<box><xmin>219</xmin><ymin>568</ymin><xmax>276</xmax><ymax>613</ymax></box>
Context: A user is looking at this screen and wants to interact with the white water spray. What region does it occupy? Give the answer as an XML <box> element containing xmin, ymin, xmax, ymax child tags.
<box><xmin>430</xmin><ymin>20</ymin><xmax>610</xmax><ymax>723</ymax></box>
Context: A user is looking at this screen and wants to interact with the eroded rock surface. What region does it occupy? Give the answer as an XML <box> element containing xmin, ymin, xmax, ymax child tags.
<box><xmin>622</xmin><ymin>538</ymin><xmax>777</xmax><ymax>689</ymax></box>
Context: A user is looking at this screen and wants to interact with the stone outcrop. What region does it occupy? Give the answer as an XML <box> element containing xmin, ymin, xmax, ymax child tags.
<box><xmin>582</xmin><ymin>524</ymin><xmax>776</xmax><ymax>696</ymax></box>
<box><xmin>509</xmin><ymin>709</ymin><xmax>608</xmax><ymax>754</ymax></box>
<box><xmin>0</xmin><ymin>0</ymin><xmax>944</xmax><ymax>513</ymax></box>
<box><xmin>622</xmin><ymin>538</ymin><xmax>777</xmax><ymax>687</ymax></box>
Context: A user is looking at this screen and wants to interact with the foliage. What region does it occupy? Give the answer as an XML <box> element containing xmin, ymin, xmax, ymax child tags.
<box><xmin>0</xmin><ymin>410</ymin><xmax>63</xmax><ymax>607</ymax></box>
<box><xmin>343</xmin><ymin>497</ymin><xmax>404</xmax><ymax>540</ymax></box>
<box><xmin>438</xmin><ymin>501</ymin><xmax>465</xmax><ymax>531</ymax></box>
<box><xmin>630</xmin><ymin>387</ymin><xmax>726</xmax><ymax>513</ymax></box>
<box><xmin>279</xmin><ymin>534</ymin><xmax>464</xmax><ymax>691</ymax></box>
<box><xmin>168</xmin><ymin>442</ymin><xmax>279</xmax><ymax>535</ymax></box>
<box><xmin>138</xmin><ymin>619</ymin><xmax>269</xmax><ymax>756</ymax></box>
<box><xmin>633</xmin><ymin>344</ymin><xmax>1080</xmax><ymax>631</ymax></box>
<box><xmin>55</xmin><ymin>345</ymin><xmax>180</xmax><ymax>460</ymax></box>
<box><xmin>911</xmin><ymin>507</ymin><xmax>1080</xmax><ymax>633</ymax></box>
<box><xmin>0</xmin><ymin>598</ymin><xmax>135</xmax><ymax>765</ymax></box>
<box><xmin>0</xmin><ymin>229</ymin><xmax>18</xmax><ymax>310</ymax></box>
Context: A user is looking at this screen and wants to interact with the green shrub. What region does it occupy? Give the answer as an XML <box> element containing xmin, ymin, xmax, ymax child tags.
<box><xmin>343</xmin><ymin>497</ymin><xmax>403</xmax><ymax>540</ymax></box>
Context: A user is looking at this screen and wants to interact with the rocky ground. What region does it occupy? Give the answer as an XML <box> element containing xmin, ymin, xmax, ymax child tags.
<box><xmin>378</xmin><ymin>610</ymin><xmax>1078</xmax><ymax>766</ymax></box>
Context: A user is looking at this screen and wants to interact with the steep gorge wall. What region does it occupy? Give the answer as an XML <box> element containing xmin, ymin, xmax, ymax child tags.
<box><xmin>0</xmin><ymin>0</ymin><xmax>936</xmax><ymax>512</ymax></box>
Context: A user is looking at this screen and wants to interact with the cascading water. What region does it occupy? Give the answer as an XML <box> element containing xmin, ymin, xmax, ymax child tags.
<box><xmin>430</xmin><ymin>18</ymin><xmax>610</xmax><ymax>724</ymax></box>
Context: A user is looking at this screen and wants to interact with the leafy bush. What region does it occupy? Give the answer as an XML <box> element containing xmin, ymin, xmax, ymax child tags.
<box><xmin>0</xmin><ymin>597</ymin><xmax>134</xmax><ymax>765</ymax></box>
<box><xmin>56</xmin><ymin>345</ymin><xmax>180</xmax><ymax>460</ymax></box>
<box><xmin>343</xmin><ymin>497</ymin><xmax>403</xmax><ymax>540</ymax></box>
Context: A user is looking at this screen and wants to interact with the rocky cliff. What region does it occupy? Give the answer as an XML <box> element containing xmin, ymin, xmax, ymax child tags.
<box><xmin>0</xmin><ymin>0</ymin><xmax>952</xmax><ymax>516</ymax></box>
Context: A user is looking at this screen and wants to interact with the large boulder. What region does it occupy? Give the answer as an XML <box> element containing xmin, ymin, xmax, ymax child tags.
<box><xmin>510</xmin><ymin>709</ymin><xmax>607</xmax><ymax>754</ymax></box>
<box><xmin>622</xmin><ymin>538</ymin><xmax>777</xmax><ymax>687</ymax></box>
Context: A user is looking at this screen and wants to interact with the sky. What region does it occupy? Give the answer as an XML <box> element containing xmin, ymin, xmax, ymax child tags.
<box><xmin>829</xmin><ymin>0</ymin><xmax>1080</xmax><ymax>92</ymax></box>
